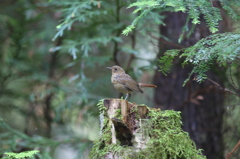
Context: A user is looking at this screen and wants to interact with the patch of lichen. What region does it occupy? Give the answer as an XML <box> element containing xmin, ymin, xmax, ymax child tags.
<box><xmin>90</xmin><ymin>100</ymin><xmax>206</xmax><ymax>159</ymax></box>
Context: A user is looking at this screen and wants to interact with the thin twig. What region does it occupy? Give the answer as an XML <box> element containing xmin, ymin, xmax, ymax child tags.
<box><xmin>148</xmin><ymin>33</ymin><xmax>184</xmax><ymax>49</ymax></box>
<box><xmin>112</xmin><ymin>0</ymin><xmax>121</xmax><ymax>66</ymax></box>
<box><xmin>225</xmin><ymin>140</ymin><xmax>240</xmax><ymax>159</ymax></box>
<box><xmin>229</xmin><ymin>66</ymin><xmax>238</xmax><ymax>91</ymax></box>
<box><xmin>126</xmin><ymin>31</ymin><xmax>136</xmax><ymax>70</ymax></box>
<box><xmin>207</xmin><ymin>78</ymin><xmax>240</xmax><ymax>98</ymax></box>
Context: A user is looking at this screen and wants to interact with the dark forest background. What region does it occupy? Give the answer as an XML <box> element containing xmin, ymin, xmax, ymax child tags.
<box><xmin>0</xmin><ymin>0</ymin><xmax>240</xmax><ymax>159</ymax></box>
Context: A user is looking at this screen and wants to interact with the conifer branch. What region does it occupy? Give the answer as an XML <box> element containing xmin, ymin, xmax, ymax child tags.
<box><xmin>123</xmin><ymin>0</ymin><xmax>240</xmax><ymax>34</ymax></box>
<box><xmin>159</xmin><ymin>33</ymin><xmax>240</xmax><ymax>84</ymax></box>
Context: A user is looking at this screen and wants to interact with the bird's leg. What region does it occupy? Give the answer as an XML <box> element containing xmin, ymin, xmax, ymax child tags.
<box><xmin>125</xmin><ymin>93</ymin><xmax>131</xmax><ymax>100</ymax></box>
<box><xmin>124</xmin><ymin>94</ymin><xmax>128</xmax><ymax>100</ymax></box>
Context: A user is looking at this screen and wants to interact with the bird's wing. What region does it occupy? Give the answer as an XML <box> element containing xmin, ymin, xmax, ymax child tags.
<box><xmin>115</xmin><ymin>74</ymin><xmax>143</xmax><ymax>93</ymax></box>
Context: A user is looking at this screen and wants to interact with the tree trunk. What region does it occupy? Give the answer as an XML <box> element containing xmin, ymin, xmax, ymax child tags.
<box><xmin>154</xmin><ymin>11</ymin><xmax>228</xmax><ymax>159</ymax></box>
<box><xmin>90</xmin><ymin>99</ymin><xmax>206</xmax><ymax>159</ymax></box>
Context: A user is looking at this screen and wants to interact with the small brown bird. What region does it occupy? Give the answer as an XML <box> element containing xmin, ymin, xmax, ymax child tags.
<box><xmin>107</xmin><ymin>65</ymin><xmax>157</xmax><ymax>100</ymax></box>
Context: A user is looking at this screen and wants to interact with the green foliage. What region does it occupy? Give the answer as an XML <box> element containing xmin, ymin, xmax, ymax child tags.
<box><xmin>3</xmin><ymin>150</ymin><xmax>39</xmax><ymax>159</ymax></box>
<box><xmin>50</xmin><ymin>0</ymin><xmax>125</xmax><ymax>106</ymax></box>
<box><xmin>0</xmin><ymin>118</ymin><xmax>58</xmax><ymax>158</ymax></box>
<box><xmin>158</xmin><ymin>49</ymin><xmax>180</xmax><ymax>75</ymax></box>
<box><xmin>52</xmin><ymin>0</ymin><xmax>123</xmax><ymax>59</ymax></box>
<box><xmin>90</xmin><ymin>100</ymin><xmax>206</xmax><ymax>159</ymax></box>
<box><xmin>123</xmin><ymin>0</ymin><xmax>240</xmax><ymax>35</ymax></box>
<box><xmin>0</xmin><ymin>1</ymin><xmax>98</xmax><ymax>158</ymax></box>
<box><xmin>159</xmin><ymin>32</ymin><xmax>240</xmax><ymax>85</ymax></box>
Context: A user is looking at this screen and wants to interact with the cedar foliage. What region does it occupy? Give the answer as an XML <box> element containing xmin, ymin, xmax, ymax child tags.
<box><xmin>123</xmin><ymin>0</ymin><xmax>240</xmax><ymax>35</ymax></box>
<box><xmin>2</xmin><ymin>150</ymin><xmax>39</xmax><ymax>159</ymax></box>
<box><xmin>123</xmin><ymin>0</ymin><xmax>240</xmax><ymax>88</ymax></box>
<box><xmin>159</xmin><ymin>32</ymin><xmax>240</xmax><ymax>84</ymax></box>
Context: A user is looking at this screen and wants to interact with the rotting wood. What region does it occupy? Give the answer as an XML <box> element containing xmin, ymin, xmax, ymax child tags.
<box><xmin>103</xmin><ymin>99</ymin><xmax>150</xmax><ymax>149</ymax></box>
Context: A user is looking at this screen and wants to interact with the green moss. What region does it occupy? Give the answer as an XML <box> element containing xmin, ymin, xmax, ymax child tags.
<box><xmin>142</xmin><ymin>109</ymin><xmax>205</xmax><ymax>159</ymax></box>
<box><xmin>130</xmin><ymin>104</ymin><xmax>141</xmax><ymax>120</ymax></box>
<box><xmin>90</xmin><ymin>100</ymin><xmax>206</xmax><ymax>159</ymax></box>
<box><xmin>97</xmin><ymin>99</ymin><xmax>106</xmax><ymax>113</ymax></box>
<box><xmin>115</xmin><ymin>108</ymin><xmax>122</xmax><ymax>118</ymax></box>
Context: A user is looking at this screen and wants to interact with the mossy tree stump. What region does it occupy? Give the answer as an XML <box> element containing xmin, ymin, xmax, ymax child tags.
<box><xmin>90</xmin><ymin>99</ymin><xmax>206</xmax><ymax>159</ymax></box>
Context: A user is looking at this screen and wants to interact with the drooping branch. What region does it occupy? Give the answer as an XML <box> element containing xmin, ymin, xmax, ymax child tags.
<box><xmin>207</xmin><ymin>78</ymin><xmax>240</xmax><ymax>98</ymax></box>
<box><xmin>225</xmin><ymin>140</ymin><xmax>240</xmax><ymax>159</ymax></box>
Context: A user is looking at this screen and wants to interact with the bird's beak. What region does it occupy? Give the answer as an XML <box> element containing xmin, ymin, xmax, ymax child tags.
<box><xmin>106</xmin><ymin>67</ymin><xmax>112</xmax><ymax>70</ymax></box>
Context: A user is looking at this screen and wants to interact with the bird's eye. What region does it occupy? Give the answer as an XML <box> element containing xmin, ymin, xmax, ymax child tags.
<box><xmin>114</xmin><ymin>68</ymin><xmax>117</xmax><ymax>71</ymax></box>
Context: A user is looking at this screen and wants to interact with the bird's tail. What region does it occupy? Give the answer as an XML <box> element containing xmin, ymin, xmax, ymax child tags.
<box><xmin>139</xmin><ymin>83</ymin><xmax>157</xmax><ymax>88</ymax></box>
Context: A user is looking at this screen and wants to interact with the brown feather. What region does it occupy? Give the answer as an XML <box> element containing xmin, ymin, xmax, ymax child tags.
<box><xmin>116</xmin><ymin>74</ymin><xmax>143</xmax><ymax>93</ymax></box>
<box><xmin>139</xmin><ymin>83</ymin><xmax>157</xmax><ymax>88</ymax></box>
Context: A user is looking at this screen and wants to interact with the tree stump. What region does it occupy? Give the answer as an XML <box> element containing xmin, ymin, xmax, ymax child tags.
<box><xmin>90</xmin><ymin>99</ymin><xmax>206</xmax><ymax>159</ymax></box>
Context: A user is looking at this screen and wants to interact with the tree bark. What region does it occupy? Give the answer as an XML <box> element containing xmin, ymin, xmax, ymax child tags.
<box><xmin>154</xmin><ymin>11</ymin><xmax>228</xmax><ymax>159</ymax></box>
